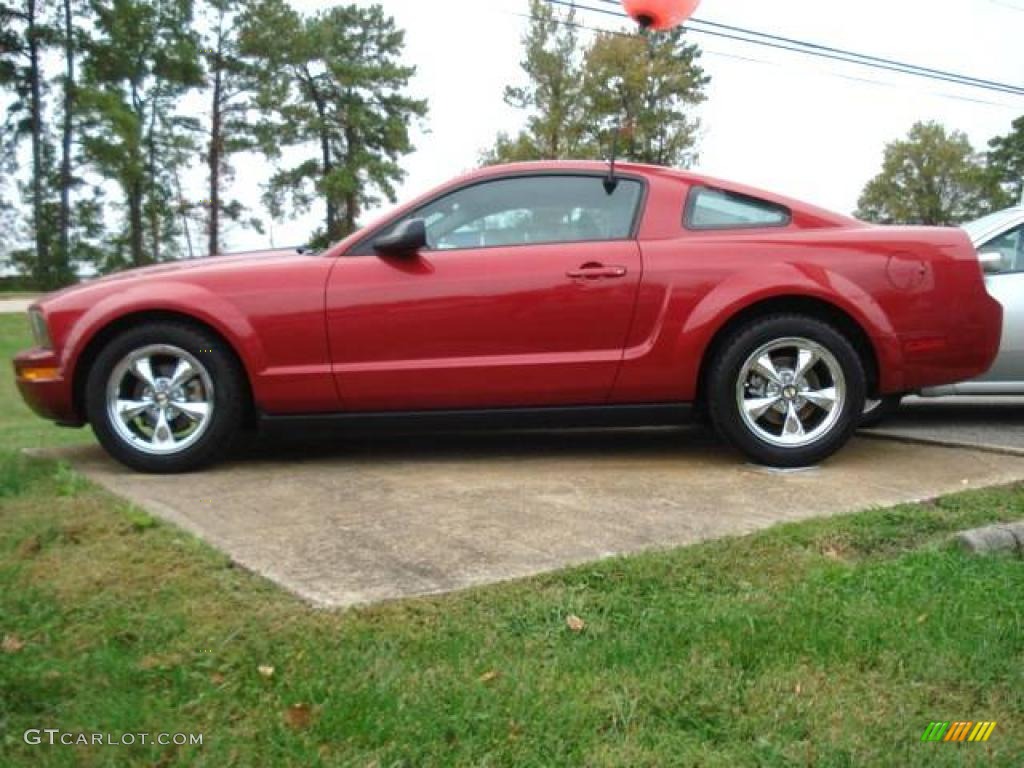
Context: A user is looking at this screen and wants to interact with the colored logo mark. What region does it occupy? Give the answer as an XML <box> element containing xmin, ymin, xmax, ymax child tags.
<box><xmin>921</xmin><ymin>721</ymin><xmax>997</xmax><ymax>742</ymax></box>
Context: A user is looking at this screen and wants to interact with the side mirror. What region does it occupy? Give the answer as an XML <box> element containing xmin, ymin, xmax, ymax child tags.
<box><xmin>978</xmin><ymin>251</ymin><xmax>1005</xmax><ymax>275</ymax></box>
<box><xmin>374</xmin><ymin>218</ymin><xmax>427</xmax><ymax>256</ymax></box>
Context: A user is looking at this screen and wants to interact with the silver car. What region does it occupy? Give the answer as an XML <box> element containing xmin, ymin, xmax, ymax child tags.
<box><xmin>862</xmin><ymin>205</ymin><xmax>1024</xmax><ymax>424</ymax></box>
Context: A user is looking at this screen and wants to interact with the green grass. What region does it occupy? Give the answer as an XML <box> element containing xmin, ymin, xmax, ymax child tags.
<box><xmin>0</xmin><ymin>314</ymin><xmax>94</xmax><ymax>452</ymax></box>
<box><xmin>1</xmin><ymin>314</ymin><xmax>1022</xmax><ymax>766</ymax></box>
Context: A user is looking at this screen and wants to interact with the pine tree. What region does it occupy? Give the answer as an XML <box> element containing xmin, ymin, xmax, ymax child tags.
<box><xmin>200</xmin><ymin>0</ymin><xmax>262</xmax><ymax>256</ymax></box>
<box><xmin>243</xmin><ymin>0</ymin><xmax>427</xmax><ymax>246</ymax></box>
<box><xmin>78</xmin><ymin>0</ymin><xmax>203</xmax><ymax>267</ymax></box>
<box><xmin>0</xmin><ymin>0</ymin><xmax>62</xmax><ymax>284</ymax></box>
<box><xmin>582</xmin><ymin>27</ymin><xmax>708</xmax><ymax>167</ymax></box>
<box><xmin>484</xmin><ymin>4</ymin><xmax>709</xmax><ymax>168</ymax></box>
<box><xmin>484</xmin><ymin>0</ymin><xmax>587</xmax><ymax>164</ymax></box>
<box><xmin>987</xmin><ymin>115</ymin><xmax>1024</xmax><ymax>206</ymax></box>
<box><xmin>57</xmin><ymin>0</ymin><xmax>75</xmax><ymax>276</ymax></box>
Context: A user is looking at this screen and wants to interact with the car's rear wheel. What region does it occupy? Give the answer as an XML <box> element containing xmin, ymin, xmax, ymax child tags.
<box><xmin>86</xmin><ymin>322</ymin><xmax>245</xmax><ymax>473</ymax></box>
<box><xmin>707</xmin><ymin>315</ymin><xmax>866</xmax><ymax>467</ymax></box>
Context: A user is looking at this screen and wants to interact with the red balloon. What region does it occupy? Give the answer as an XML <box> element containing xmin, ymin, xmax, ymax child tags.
<box><xmin>621</xmin><ymin>0</ymin><xmax>701</xmax><ymax>30</ymax></box>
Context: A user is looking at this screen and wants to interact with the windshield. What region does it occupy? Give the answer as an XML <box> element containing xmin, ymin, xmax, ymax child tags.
<box><xmin>961</xmin><ymin>208</ymin><xmax>1023</xmax><ymax>243</ymax></box>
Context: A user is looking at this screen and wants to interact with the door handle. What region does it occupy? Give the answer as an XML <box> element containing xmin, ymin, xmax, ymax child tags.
<box><xmin>567</xmin><ymin>264</ymin><xmax>628</xmax><ymax>279</ymax></box>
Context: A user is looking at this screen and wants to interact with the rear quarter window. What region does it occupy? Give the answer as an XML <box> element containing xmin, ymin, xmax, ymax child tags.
<box><xmin>684</xmin><ymin>187</ymin><xmax>791</xmax><ymax>230</ymax></box>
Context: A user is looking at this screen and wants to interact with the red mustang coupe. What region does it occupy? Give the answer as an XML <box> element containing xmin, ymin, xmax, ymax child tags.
<box><xmin>14</xmin><ymin>161</ymin><xmax>1002</xmax><ymax>472</ymax></box>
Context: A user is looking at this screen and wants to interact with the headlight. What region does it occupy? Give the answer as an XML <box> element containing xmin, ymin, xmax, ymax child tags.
<box><xmin>28</xmin><ymin>308</ymin><xmax>52</xmax><ymax>349</ymax></box>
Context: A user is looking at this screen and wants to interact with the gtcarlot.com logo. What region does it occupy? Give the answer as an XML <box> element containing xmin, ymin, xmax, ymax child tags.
<box><xmin>24</xmin><ymin>729</ymin><xmax>203</xmax><ymax>747</ymax></box>
<box><xmin>921</xmin><ymin>721</ymin><xmax>998</xmax><ymax>743</ymax></box>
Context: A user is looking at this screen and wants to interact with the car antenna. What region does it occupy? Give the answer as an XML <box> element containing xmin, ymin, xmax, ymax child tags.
<box><xmin>604</xmin><ymin>125</ymin><xmax>621</xmax><ymax>195</ymax></box>
<box><xmin>604</xmin><ymin>114</ymin><xmax>637</xmax><ymax>194</ymax></box>
<box><xmin>605</xmin><ymin>19</ymin><xmax>651</xmax><ymax>195</ymax></box>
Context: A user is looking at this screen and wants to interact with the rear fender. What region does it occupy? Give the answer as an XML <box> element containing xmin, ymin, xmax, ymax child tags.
<box><xmin>679</xmin><ymin>264</ymin><xmax>902</xmax><ymax>393</ymax></box>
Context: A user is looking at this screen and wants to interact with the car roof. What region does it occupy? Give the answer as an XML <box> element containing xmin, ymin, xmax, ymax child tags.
<box><xmin>461</xmin><ymin>160</ymin><xmax>860</xmax><ymax>228</ymax></box>
<box><xmin>328</xmin><ymin>160</ymin><xmax>862</xmax><ymax>256</ymax></box>
<box><xmin>962</xmin><ymin>205</ymin><xmax>1024</xmax><ymax>245</ymax></box>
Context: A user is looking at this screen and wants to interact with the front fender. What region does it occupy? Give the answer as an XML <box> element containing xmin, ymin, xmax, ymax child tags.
<box><xmin>61</xmin><ymin>282</ymin><xmax>267</xmax><ymax>388</ymax></box>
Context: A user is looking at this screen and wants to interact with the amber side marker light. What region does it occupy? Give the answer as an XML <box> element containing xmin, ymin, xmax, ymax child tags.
<box><xmin>19</xmin><ymin>367</ymin><xmax>61</xmax><ymax>382</ymax></box>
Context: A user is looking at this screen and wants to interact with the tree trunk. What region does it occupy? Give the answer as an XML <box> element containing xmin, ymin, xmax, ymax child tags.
<box><xmin>303</xmin><ymin>68</ymin><xmax>335</xmax><ymax>243</ymax></box>
<box><xmin>27</xmin><ymin>0</ymin><xmax>50</xmax><ymax>285</ymax></box>
<box><xmin>58</xmin><ymin>0</ymin><xmax>74</xmax><ymax>283</ymax></box>
<box><xmin>207</xmin><ymin>19</ymin><xmax>225</xmax><ymax>258</ymax></box>
<box><xmin>146</xmin><ymin>105</ymin><xmax>161</xmax><ymax>263</ymax></box>
<box><xmin>344</xmin><ymin>192</ymin><xmax>358</xmax><ymax>236</ymax></box>
<box><xmin>173</xmin><ymin>164</ymin><xmax>194</xmax><ymax>259</ymax></box>
<box><xmin>208</xmin><ymin>65</ymin><xmax>222</xmax><ymax>256</ymax></box>
<box><xmin>129</xmin><ymin>181</ymin><xmax>145</xmax><ymax>266</ymax></box>
<box><xmin>342</xmin><ymin>123</ymin><xmax>358</xmax><ymax>236</ymax></box>
<box><xmin>318</xmin><ymin>105</ymin><xmax>335</xmax><ymax>240</ymax></box>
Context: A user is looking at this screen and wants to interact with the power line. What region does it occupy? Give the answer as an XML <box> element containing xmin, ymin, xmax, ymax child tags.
<box><xmin>512</xmin><ymin>10</ymin><xmax>1021</xmax><ymax>111</ymax></box>
<box><xmin>985</xmin><ymin>0</ymin><xmax>1024</xmax><ymax>12</ymax></box>
<box><xmin>581</xmin><ymin>0</ymin><xmax>1024</xmax><ymax>95</ymax></box>
<box><xmin>687</xmin><ymin>19</ymin><xmax>1022</xmax><ymax>94</ymax></box>
<box><xmin>544</xmin><ymin>0</ymin><xmax>1024</xmax><ymax>97</ymax></box>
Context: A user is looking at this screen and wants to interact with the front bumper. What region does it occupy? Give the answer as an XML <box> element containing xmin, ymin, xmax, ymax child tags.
<box><xmin>12</xmin><ymin>348</ymin><xmax>84</xmax><ymax>427</ymax></box>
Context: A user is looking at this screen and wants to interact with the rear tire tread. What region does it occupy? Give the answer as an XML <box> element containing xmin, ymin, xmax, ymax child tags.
<box><xmin>706</xmin><ymin>313</ymin><xmax>867</xmax><ymax>468</ymax></box>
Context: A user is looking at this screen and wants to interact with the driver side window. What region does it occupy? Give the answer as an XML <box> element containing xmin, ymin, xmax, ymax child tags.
<box><xmin>371</xmin><ymin>175</ymin><xmax>643</xmax><ymax>253</ymax></box>
<box><xmin>981</xmin><ymin>225</ymin><xmax>1023</xmax><ymax>275</ymax></box>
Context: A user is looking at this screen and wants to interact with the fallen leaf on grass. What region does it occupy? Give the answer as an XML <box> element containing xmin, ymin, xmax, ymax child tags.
<box><xmin>137</xmin><ymin>652</ymin><xmax>186</xmax><ymax>671</ymax></box>
<box><xmin>17</xmin><ymin>536</ymin><xmax>41</xmax><ymax>558</ymax></box>
<box><xmin>2</xmin><ymin>634</ymin><xmax>25</xmax><ymax>653</ymax></box>
<box><xmin>258</xmin><ymin>665</ymin><xmax>275</xmax><ymax>679</ymax></box>
<box><xmin>478</xmin><ymin>670</ymin><xmax>500</xmax><ymax>684</ymax></box>
<box><xmin>566</xmin><ymin>615</ymin><xmax>586</xmax><ymax>633</ymax></box>
<box><xmin>284</xmin><ymin>703</ymin><xmax>314</xmax><ymax>730</ymax></box>
<box><xmin>61</xmin><ymin>524</ymin><xmax>86</xmax><ymax>544</ymax></box>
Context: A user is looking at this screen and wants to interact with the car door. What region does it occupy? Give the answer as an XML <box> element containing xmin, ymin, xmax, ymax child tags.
<box><xmin>971</xmin><ymin>223</ymin><xmax>1024</xmax><ymax>388</ymax></box>
<box><xmin>325</xmin><ymin>173</ymin><xmax>645</xmax><ymax>411</ymax></box>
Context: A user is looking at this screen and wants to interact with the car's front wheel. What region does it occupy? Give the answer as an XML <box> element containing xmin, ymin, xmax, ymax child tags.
<box><xmin>707</xmin><ymin>315</ymin><xmax>866</xmax><ymax>467</ymax></box>
<box><xmin>86</xmin><ymin>322</ymin><xmax>245</xmax><ymax>473</ymax></box>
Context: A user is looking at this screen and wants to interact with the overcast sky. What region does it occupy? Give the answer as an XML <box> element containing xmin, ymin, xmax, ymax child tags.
<box><xmin>170</xmin><ymin>0</ymin><xmax>1024</xmax><ymax>250</ymax></box>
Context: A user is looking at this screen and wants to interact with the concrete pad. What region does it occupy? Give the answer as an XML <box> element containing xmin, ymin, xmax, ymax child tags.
<box><xmin>866</xmin><ymin>396</ymin><xmax>1024</xmax><ymax>455</ymax></box>
<box><xmin>50</xmin><ymin>428</ymin><xmax>1024</xmax><ymax>609</ymax></box>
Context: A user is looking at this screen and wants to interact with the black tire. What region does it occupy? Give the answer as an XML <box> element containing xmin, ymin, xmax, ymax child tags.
<box><xmin>707</xmin><ymin>314</ymin><xmax>867</xmax><ymax>468</ymax></box>
<box><xmin>85</xmin><ymin>322</ymin><xmax>246</xmax><ymax>473</ymax></box>
<box><xmin>859</xmin><ymin>395</ymin><xmax>903</xmax><ymax>428</ymax></box>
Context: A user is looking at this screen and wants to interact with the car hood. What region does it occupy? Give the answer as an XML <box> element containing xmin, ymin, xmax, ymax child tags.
<box><xmin>35</xmin><ymin>249</ymin><xmax>311</xmax><ymax>307</ymax></box>
<box><xmin>89</xmin><ymin>249</ymin><xmax>304</xmax><ymax>283</ymax></box>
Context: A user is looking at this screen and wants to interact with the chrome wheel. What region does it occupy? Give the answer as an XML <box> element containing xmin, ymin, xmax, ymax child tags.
<box><xmin>105</xmin><ymin>344</ymin><xmax>214</xmax><ymax>456</ymax></box>
<box><xmin>736</xmin><ymin>337</ymin><xmax>846</xmax><ymax>448</ymax></box>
